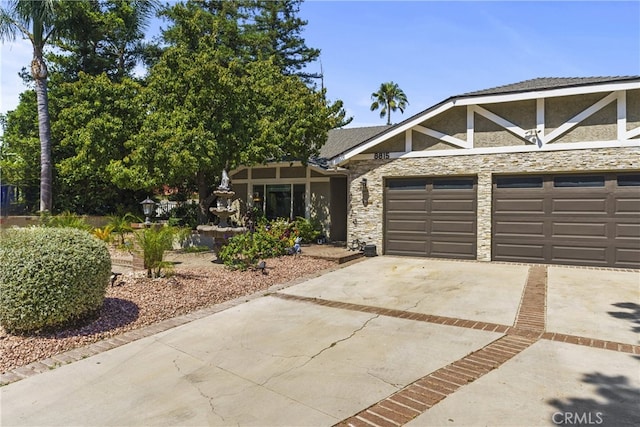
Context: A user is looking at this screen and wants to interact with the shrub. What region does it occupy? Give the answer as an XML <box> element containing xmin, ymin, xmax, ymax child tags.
<box><xmin>41</xmin><ymin>211</ymin><xmax>92</xmax><ymax>231</ymax></box>
<box><xmin>218</xmin><ymin>219</ymin><xmax>298</xmax><ymax>270</ymax></box>
<box><xmin>107</xmin><ymin>212</ymin><xmax>141</xmax><ymax>247</ymax></box>
<box><xmin>294</xmin><ymin>217</ymin><xmax>323</xmax><ymax>243</ymax></box>
<box><xmin>0</xmin><ymin>227</ymin><xmax>111</xmax><ymax>334</ymax></box>
<box><xmin>133</xmin><ymin>225</ymin><xmax>178</xmax><ymax>278</ymax></box>
<box><xmin>92</xmin><ymin>225</ymin><xmax>114</xmax><ymax>243</ymax></box>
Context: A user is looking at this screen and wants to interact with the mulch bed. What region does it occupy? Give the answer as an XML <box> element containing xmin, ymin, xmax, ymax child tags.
<box><xmin>0</xmin><ymin>256</ymin><xmax>335</xmax><ymax>374</ymax></box>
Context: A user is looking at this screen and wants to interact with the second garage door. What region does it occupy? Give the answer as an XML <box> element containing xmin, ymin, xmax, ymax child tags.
<box><xmin>492</xmin><ymin>173</ymin><xmax>640</xmax><ymax>268</ymax></box>
<box><xmin>384</xmin><ymin>177</ymin><xmax>477</xmax><ymax>259</ymax></box>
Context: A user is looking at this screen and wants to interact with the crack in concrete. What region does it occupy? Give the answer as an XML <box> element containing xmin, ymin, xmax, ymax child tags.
<box><xmin>366</xmin><ymin>369</ymin><xmax>403</xmax><ymax>390</ymax></box>
<box><xmin>172</xmin><ymin>358</ymin><xmax>225</xmax><ymax>423</ymax></box>
<box><xmin>260</xmin><ymin>314</ymin><xmax>381</xmax><ymax>387</ymax></box>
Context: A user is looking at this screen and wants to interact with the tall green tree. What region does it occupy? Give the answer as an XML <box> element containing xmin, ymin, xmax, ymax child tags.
<box><xmin>370</xmin><ymin>81</ymin><xmax>409</xmax><ymax>125</ymax></box>
<box><xmin>245</xmin><ymin>0</ymin><xmax>320</xmax><ymax>81</ymax></box>
<box><xmin>109</xmin><ymin>1</ymin><xmax>348</xmax><ymax>223</ymax></box>
<box><xmin>0</xmin><ymin>0</ymin><xmax>58</xmax><ymax>212</ymax></box>
<box><xmin>53</xmin><ymin>73</ymin><xmax>146</xmax><ymax>214</ymax></box>
<box><xmin>50</xmin><ymin>0</ymin><xmax>158</xmax><ymax>82</ymax></box>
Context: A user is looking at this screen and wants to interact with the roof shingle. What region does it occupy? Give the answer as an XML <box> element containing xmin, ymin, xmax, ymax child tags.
<box><xmin>460</xmin><ymin>76</ymin><xmax>639</xmax><ymax>97</ymax></box>
<box><xmin>318</xmin><ymin>125</ymin><xmax>391</xmax><ymax>160</ymax></box>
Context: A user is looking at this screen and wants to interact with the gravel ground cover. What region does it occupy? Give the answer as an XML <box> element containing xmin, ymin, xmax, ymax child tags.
<box><xmin>0</xmin><ymin>256</ymin><xmax>335</xmax><ymax>374</ymax></box>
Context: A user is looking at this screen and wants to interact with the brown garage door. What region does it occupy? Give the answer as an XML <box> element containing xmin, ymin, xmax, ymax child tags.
<box><xmin>493</xmin><ymin>173</ymin><xmax>640</xmax><ymax>268</ymax></box>
<box><xmin>384</xmin><ymin>177</ymin><xmax>477</xmax><ymax>258</ymax></box>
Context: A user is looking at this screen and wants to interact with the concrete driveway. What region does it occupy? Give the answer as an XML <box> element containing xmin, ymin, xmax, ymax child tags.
<box><xmin>1</xmin><ymin>257</ymin><xmax>638</xmax><ymax>426</ymax></box>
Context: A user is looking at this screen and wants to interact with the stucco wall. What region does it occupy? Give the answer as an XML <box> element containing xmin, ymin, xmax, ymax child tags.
<box><xmin>347</xmin><ymin>146</ymin><xmax>640</xmax><ymax>261</ymax></box>
<box><xmin>362</xmin><ymin>133</ymin><xmax>405</xmax><ymax>153</ymax></box>
<box><xmin>474</xmin><ymin>115</ymin><xmax>526</xmax><ymax>147</ymax></box>
<box><xmin>419</xmin><ymin>106</ymin><xmax>467</xmax><ymax>141</ymax></box>
<box><xmin>554</xmin><ymin>101</ymin><xmax>617</xmax><ymax>143</ymax></box>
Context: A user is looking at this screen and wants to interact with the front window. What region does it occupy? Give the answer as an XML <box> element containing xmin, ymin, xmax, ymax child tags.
<box><xmin>253</xmin><ymin>184</ymin><xmax>306</xmax><ymax>220</ymax></box>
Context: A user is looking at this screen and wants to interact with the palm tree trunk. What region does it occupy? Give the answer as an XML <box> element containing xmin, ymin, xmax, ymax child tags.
<box><xmin>32</xmin><ymin>57</ymin><xmax>53</xmax><ymax>212</ymax></box>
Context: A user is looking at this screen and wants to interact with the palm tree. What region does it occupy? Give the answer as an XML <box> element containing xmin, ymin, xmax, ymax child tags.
<box><xmin>370</xmin><ymin>81</ymin><xmax>409</xmax><ymax>125</ymax></box>
<box><xmin>0</xmin><ymin>0</ymin><xmax>57</xmax><ymax>212</ymax></box>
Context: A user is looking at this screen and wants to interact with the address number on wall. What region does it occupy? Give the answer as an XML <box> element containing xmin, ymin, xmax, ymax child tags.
<box><xmin>373</xmin><ymin>152</ymin><xmax>390</xmax><ymax>160</ymax></box>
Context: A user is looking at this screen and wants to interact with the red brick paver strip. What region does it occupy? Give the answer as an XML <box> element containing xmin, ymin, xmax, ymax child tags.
<box><xmin>274</xmin><ymin>293</ymin><xmax>511</xmax><ymax>333</ymax></box>
<box><xmin>333</xmin><ymin>266</ymin><xmax>548</xmax><ymax>427</ymax></box>
<box><xmin>336</xmin><ymin>334</ymin><xmax>538</xmax><ymax>427</ymax></box>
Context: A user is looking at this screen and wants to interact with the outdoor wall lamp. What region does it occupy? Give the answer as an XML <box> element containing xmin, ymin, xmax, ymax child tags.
<box><xmin>361</xmin><ymin>178</ymin><xmax>369</xmax><ymax>207</ymax></box>
<box><xmin>140</xmin><ymin>196</ymin><xmax>156</xmax><ymax>226</ymax></box>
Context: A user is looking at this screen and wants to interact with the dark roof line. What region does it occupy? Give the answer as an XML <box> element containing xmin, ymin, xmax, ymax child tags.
<box><xmin>459</xmin><ymin>76</ymin><xmax>639</xmax><ymax>97</ymax></box>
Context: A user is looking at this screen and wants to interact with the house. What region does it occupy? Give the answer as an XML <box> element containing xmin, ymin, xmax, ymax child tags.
<box><xmin>229</xmin><ymin>125</ymin><xmax>390</xmax><ymax>241</ymax></box>
<box><xmin>232</xmin><ymin>76</ymin><xmax>640</xmax><ymax>269</ymax></box>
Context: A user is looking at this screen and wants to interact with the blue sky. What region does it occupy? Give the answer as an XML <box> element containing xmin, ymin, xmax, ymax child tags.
<box><xmin>1</xmin><ymin>0</ymin><xmax>639</xmax><ymax>128</ymax></box>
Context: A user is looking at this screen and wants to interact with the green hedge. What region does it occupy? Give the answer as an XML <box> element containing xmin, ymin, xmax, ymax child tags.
<box><xmin>0</xmin><ymin>227</ymin><xmax>112</xmax><ymax>333</ymax></box>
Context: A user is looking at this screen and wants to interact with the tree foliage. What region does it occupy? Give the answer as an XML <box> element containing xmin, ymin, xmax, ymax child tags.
<box><xmin>50</xmin><ymin>0</ymin><xmax>159</xmax><ymax>82</ymax></box>
<box><xmin>53</xmin><ymin>73</ymin><xmax>146</xmax><ymax>213</ymax></box>
<box><xmin>0</xmin><ymin>91</ymin><xmax>41</xmax><ymax>213</ymax></box>
<box><xmin>1</xmin><ymin>0</ymin><xmax>349</xmax><ymax>219</ymax></box>
<box><xmin>244</xmin><ymin>0</ymin><xmax>320</xmax><ymax>81</ymax></box>
<box><xmin>109</xmin><ymin>0</ymin><xmax>348</xmax><ymax>222</ymax></box>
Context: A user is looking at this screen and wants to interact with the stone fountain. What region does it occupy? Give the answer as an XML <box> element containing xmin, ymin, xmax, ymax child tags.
<box><xmin>196</xmin><ymin>169</ymin><xmax>246</xmax><ymax>250</ymax></box>
<box><xmin>210</xmin><ymin>169</ymin><xmax>235</xmax><ymax>228</ymax></box>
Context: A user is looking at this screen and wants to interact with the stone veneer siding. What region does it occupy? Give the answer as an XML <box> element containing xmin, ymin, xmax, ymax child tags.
<box><xmin>347</xmin><ymin>146</ymin><xmax>640</xmax><ymax>261</ymax></box>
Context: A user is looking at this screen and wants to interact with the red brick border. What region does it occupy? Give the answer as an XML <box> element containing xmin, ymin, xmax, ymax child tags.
<box><xmin>273</xmin><ymin>293</ymin><xmax>512</xmax><ymax>334</ymax></box>
<box><xmin>541</xmin><ymin>332</ymin><xmax>640</xmax><ymax>354</ymax></box>
<box><xmin>333</xmin><ymin>266</ymin><xmax>549</xmax><ymax>426</ymax></box>
<box><xmin>335</xmin><ymin>335</ymin><xmax>537</xmax><ymax>427</ymax></box>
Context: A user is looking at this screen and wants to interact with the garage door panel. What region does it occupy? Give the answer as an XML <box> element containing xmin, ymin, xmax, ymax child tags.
<box><xmin>614</xmin><ymin>197</ymin><xmax>640</xmax><ymax>213</ymax></box>
<box><xmin>387</xmin><ymin>219</ymin><xmax>427</xmax><ymax>232</ymax></box>
<box><xmin>551</xmin><ymin>222</ymin><xmax>607</xmax><ymax>238</ymax></box>
<box><xmin>551</xmin><ymin>245</ymin><xmax>607</xmax><ymax>264</ymax></box>
<box><xmin>431</xmin><ymin>199</ymin><xmax>476</xmax><ymax>213</ymax></box>
<box><xmin>431</xmin><ymin>241</ymin><xmax>475</xmax><ymax>258</ymax></box>
<box><xmin>551</xmin><ymin>198</ymin><xmax>607</xmax><ymax>214</ymax></box>
<box><xmin>385</xmin><ymin>238</ymin><xmax>428</xmax><ymax>256</ymax></box>
<box><xmin>615</xmin><ymin>248</ymin><xmax>640</xmax><ymax>267</ymax></box>
<box><xmin>615</xmin><ymin>223</ymin><xmax>640</xmax><ymax>239</ymax></box>
<box><xmin>431</xmin><ymin>220</ymin><xmax>475</xmax><ymax>234</ymax></box>
<box><xmin>387</xmin><ymin>199</ymin><xmax>427</xmax><ymax>212</ymax></box>
<box><xmin>494</xmin><ymin>198</ymin><xmax>544</xmax><ymax>213</ymax></box>
<box><xmin>494</xmin><ymin>243</ymin><xmax>545</xmax><ymax>261</ymax></box>
<box><xmin>494</xmin><ymin>221</ymin><xmax>544</xmax><ymax>236</ymax></box>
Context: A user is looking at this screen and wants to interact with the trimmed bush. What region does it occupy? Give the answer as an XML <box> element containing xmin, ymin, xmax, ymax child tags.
<box><xmin>0</xmin><ymin>227</ymin><xmax>111</xmax><ymax>333</ymax></box>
